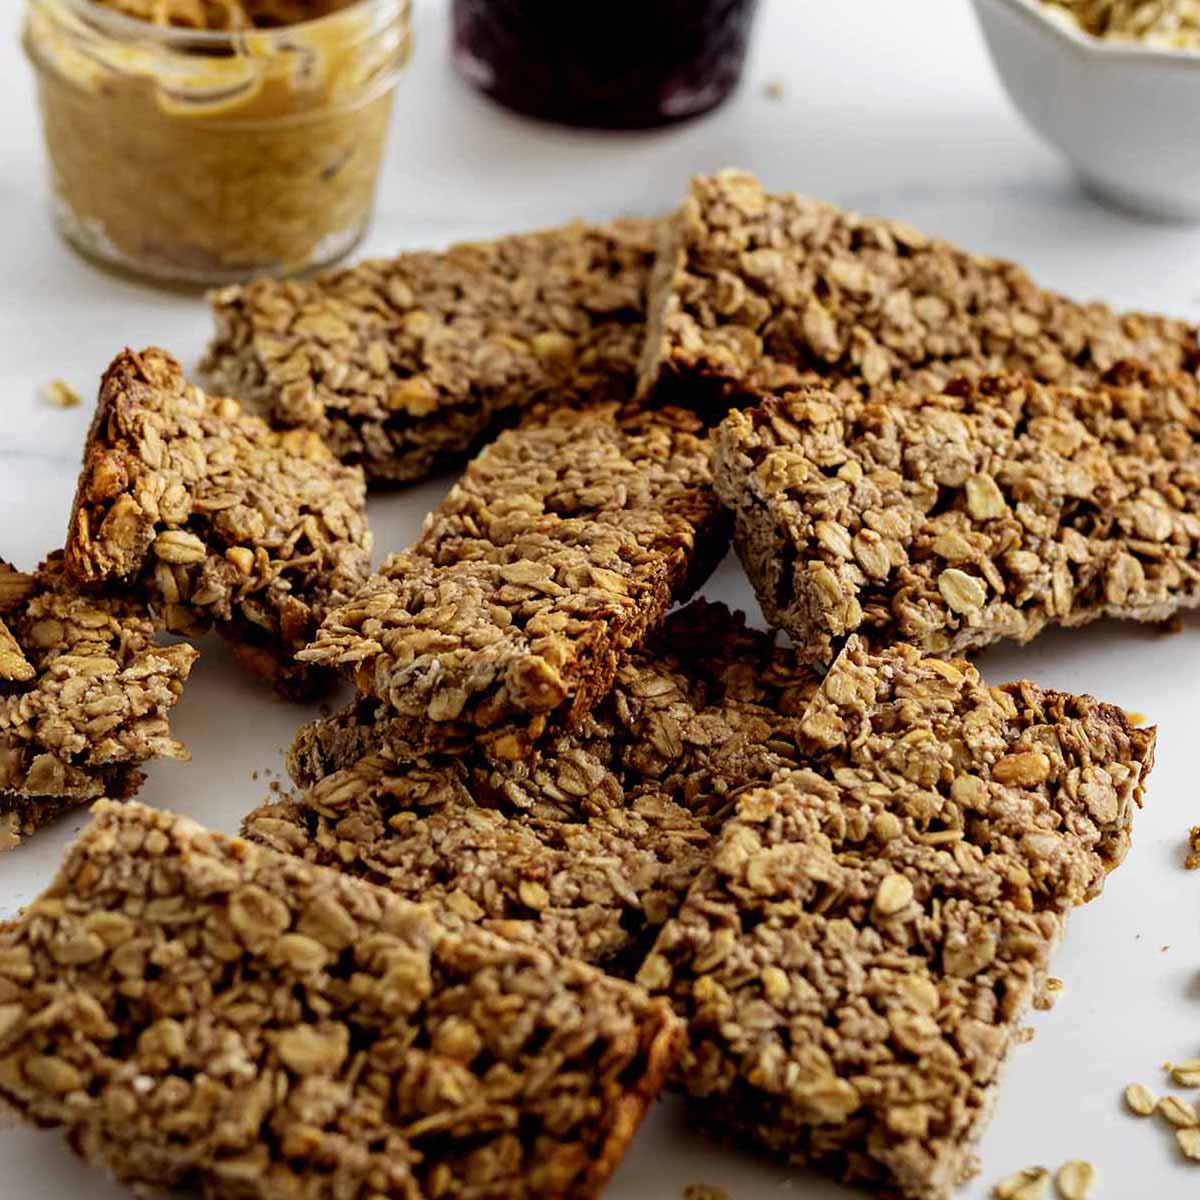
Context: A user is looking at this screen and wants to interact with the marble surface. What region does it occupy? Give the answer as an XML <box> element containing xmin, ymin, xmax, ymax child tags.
<box><xmin>3</xmin><ymin>0</ymin><xmax>1200</xmax><ymax>1197</ymax></box>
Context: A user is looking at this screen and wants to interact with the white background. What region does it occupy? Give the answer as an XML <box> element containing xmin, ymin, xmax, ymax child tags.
<box><xmin>3</xmin><ymin>1</ymin><xmax>1200</xmax><ymax>1196</ymax></box>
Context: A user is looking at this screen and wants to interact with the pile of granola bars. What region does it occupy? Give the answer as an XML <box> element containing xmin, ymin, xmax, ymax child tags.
<box><xmin>4</xmin><ymin>167</ymin><xmax>1198</xmax><ymax>1200</ymax></box>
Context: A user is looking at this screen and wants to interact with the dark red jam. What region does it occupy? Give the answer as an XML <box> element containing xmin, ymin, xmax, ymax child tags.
<box><xmin>451</xmin><ymin>0</ymin><xmax>761</xmax><ymax>130</ymax></box>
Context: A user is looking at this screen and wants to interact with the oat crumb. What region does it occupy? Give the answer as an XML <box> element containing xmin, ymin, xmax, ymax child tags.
<box><xmin>41</xmin><ymin>379</ymin><xmax>80</xmax><ymax>409</ymax></box>
<box><xmin>684</xmin><ymin>1188</ymin><xmax>730</xmax><ymax>1200</ymax></box>
<box><xmin>1033</xmin><ymin>976</ymin><xmax>1064</xmax><ymax>1011</ymax></box>
<box><xmin>992</xmin><ymin>1166</ymin><xmax>1050</xmax><ymax>1200</ymax></box>
<box><xmin>1186</xmin><ymin>824</ymin><xmax>1200</xmax><ymax>869</ymax></box>
<box><xmin>1157</xmin><ymin>1094</ymin><xmax>1198</xmax><ymax>1128</ymax></box>
<box><xmin>1125</xmin><ymin>1081</ymin><xmax>1156</xmax><ymax>1115</ymax></box>
<box><xmin>1055</xmin><ymin>1159</ymin><xmax>1095</xmax><ymax>1200</ymax></box>
<box><xmin>763</xmin><ymin>79</ymin><xmax>785</xmax><ymax>101</ymax></box>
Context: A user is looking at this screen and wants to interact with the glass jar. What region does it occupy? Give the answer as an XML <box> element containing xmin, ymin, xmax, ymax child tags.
<box><xmin>23</xmin><ymin>0</ymin><xmax>412</xmax><ymax>284</ymax></box>
<box><xmin>452</xmin><ymin>0</ymin><xmax>760</xmax><ymax>130</ymax></box>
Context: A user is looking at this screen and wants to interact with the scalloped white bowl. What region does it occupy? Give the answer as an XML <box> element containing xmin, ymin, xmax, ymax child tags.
<box><xmin>972</xmin><ymin>0</ymin><xmax>1200</xmax><ymax>221</ymax></box>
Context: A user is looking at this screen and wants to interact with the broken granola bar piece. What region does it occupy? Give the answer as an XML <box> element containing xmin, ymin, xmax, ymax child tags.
<box><xmin>65</xmin><ymin>347</ymin><xmax>372</xmax><ymax>698</ymax></box>
<box><xmin>637</xmin><ymin>169</ymin><xmax>1199</xmax><ymax>409</ymax></box>
<box><xmin>640</xmin><ymin>638</ymin><xmax>1155</xmax><ymax>1200</ymax></box>
<box><xmin>245</xmin><ymin>755</ymin><xmax>711</xmax><ymax>974</ymax></box>
<box><xmin>300</xmin><ymin>404</ymin><xmax>728</xmax><ymax>752</ymax></box>
<box><xmin>0</xmin><ymin>800</ymin><xmax>682</xmax><ymax>1200</ymax></box>
<box><xmin>250</xmin><ymin>603</ymin><xmax>823</xmax><ymax>974</ymax></box>
<box><xmin>204</xmin><ymin>219</ymin><xmax>657</xmax><ymax>484</ymax></box>
<box><xmin>0</xmin><ymin>554</ymin><xmax>195</xmax><ymax>849</ymax></box>
<box><xmin>713</xmin><ymin>365</ymin><xmax>1200</xmax><ymax>662</ymax></box>
<box><xmin>287</xmin><ymin>599</ymin><xmax>819</xmax><ymax>796</ymax></box>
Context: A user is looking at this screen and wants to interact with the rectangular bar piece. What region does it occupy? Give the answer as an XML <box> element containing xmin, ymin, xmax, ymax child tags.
<box><xmin>286</xmin><ymin>599</ymin><xmax>820</xmax><ymax>792</ymax></box>
<box><xmin>0</xmin><ymin>800</ymin><xmax>682</xmax><ymax>1200</ymax></box>
<box><xmin>639</xmin><ymin>639</ymin><xmax>1155</xmax><ymax>1200</ymax></box>
<box><xmin>636</xmin><ymin>169</ymin><xmax>1199</xmax><ymax>409</ymax></box>
<box><xmin>300</xmin><ymin>404</ymin><xmax>729</xmax><ymax>755</ymax></box>
<box><xmin>1</xmin><ymin>554</ymin><xmax>196</xmax><ymax>849</ymax></box>
<box><xmin>246</xmin><ymin>756</ymin><xmax>713</xmax><ymax>976</ymax></box>
<box><xmin>713</xmin><ymin>364</ymin><xmax>1200</xmax><ymax>662</ymax></box>
<box><xmin>65</xmin><ymin>348</ymin><xmax>373</xmax><ymax>698</ymax></box>
<box><xmin>204</xmin><ymin>218</ymin><xmax>658</xmax><ymax>484</ymax></box>
<box><xmin>248</xmin><ymin>602</ymin><xmax>824</xmax><ymax>975</ymax></box>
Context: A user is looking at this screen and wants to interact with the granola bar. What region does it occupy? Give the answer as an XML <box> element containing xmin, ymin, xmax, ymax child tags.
<box><xmin>300</xmin><ymin>405</ymin><xmax>728</xmax><ymax>754</ymax></box>
<box><xmin>245</xmin><ymin>756</ymin><xmax>712</xmax><ymax>974</ymax></box>
<box><xmin>0</xmin><ymin>799</ymin><xmax>682</xmax><ymax>1200</ymax></box>
<box><xmin>0</xmin><ymin>555</ymin><xmax>195</xmax><ymax>849</ymax></box>
<box><xmin>65</xmin><ymin>348</ymin><xmax>372</xmax><ymax>698</ymax></box>
<box><xmin>639</xmin><ymin>639</ymin><xmax>1156</xmax><ymax>1200</ymax></box>
<box><xmin>250</xmin><ymin>603</ymin><xmax>822</xmax><ymax>973</ymax></box>
<box><xmin>636</xmin><ymin>169</ymin><xmax>1199</xmax><ymax>409</ymax></box>
<box><xmin>204</xmin><ymin>219</ymin><xmax>657</xmax><ymax>483</ymax></box>
<box><xmin>287</xmin><ymin>600</ymin><xmax>821</xmax><ymax>799</ymax></box>
<box><xmin>712</xmin><ymin>364</ymin><xmax>1200</xmax><ymax>662</ymax></box>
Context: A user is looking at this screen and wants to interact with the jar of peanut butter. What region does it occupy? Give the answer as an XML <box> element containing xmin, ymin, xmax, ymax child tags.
<box><xmin>23</xmin><ymin>0</ymin><xmax>412</xmax><ymax>284</ymax></box>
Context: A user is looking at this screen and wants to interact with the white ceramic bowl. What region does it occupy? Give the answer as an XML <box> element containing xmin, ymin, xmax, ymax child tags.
<box><xmin>972</xmin><ymin>0</ymin><xmax>1200</xmax><ymax>221</ymax></box>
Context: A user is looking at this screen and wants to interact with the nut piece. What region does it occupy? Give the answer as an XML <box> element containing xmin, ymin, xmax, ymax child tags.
<box><xmin>1054</xmin><ymin>1160</ymin><xmax>1095</xmax><ymax>1200</ymax></box>
<box><xmin>64</xmin><ymin>348</ymin><xmax>372</xmax><ymax>700</ymax></box>
<box><xmin>205</xmin><ymin>218</ymin><xmax>657</xmax><ymax>485</ymax></box>
<box><xmin>1125</xmin><ymin>1082</ymin><xmax>1156</xmax><ymax>1115</ymax></box>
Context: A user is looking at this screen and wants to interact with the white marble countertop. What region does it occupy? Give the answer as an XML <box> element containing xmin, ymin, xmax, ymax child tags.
<box><xmin>3</xmin><ymin>1</ymin><xmax>1200</xmax><ymax>1197</ymax></box>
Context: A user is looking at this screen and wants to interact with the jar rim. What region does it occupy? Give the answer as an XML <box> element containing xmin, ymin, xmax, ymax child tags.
<box><xmin>27</xmin><ymin>0</ymin><xmax>411</xmax><ymax>47</ymax></box>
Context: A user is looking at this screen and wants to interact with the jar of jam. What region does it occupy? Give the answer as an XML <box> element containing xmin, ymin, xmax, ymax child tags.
<box><xmin>23</xmin><ymin>0</ymin><xmax>413</xmax><ymax>284</ymax></box>
<box><xmin>452</xmin><ymin>0</ymin><xmax>761</xmax><ymax>130</ymax></box>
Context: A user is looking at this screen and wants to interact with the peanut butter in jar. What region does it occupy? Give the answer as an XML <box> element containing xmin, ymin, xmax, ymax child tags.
<box><xmin>24</xmin><ymin>0</ymin><xmax>413</xmax><ymax>284</ymax></box>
